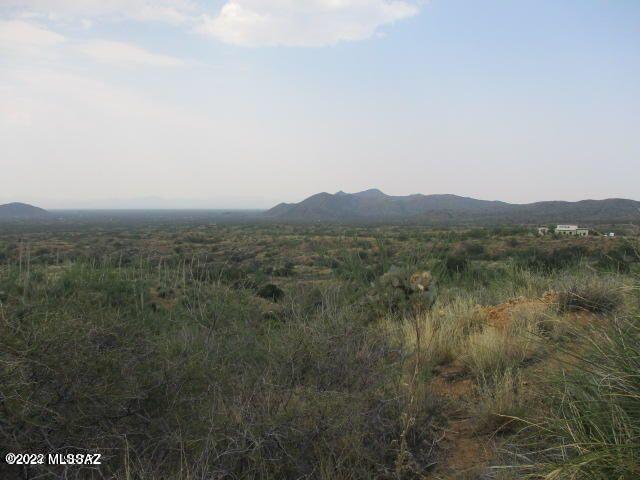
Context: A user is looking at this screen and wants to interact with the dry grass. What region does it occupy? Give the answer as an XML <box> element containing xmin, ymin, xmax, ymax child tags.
<box><xmin>402</xmin><ymin>297</ymin><xmax>485</xmax><ymax>367</ymax></box>
<box><xmin>557</xmin><ymin>274</ymin><xmax>624</xmax><ymax>314</ymax></box>
<box><xmin>472</xmin><ymin>368</ymin><xmax>529</xmax><ymax>435</ymax></box>
<box><xmin>509</xmin><ymin>302</ymin><xmax>564</xmax><ymax>339</ymax></box>
<box><xmin>461</xmin><ymin>327</ymin><xmax>530</xmax><ymax>380</ymax></box>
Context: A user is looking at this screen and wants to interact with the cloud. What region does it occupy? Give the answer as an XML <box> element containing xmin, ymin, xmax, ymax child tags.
<box><xmin>129</xmin><ymin>4</ymin><xmax>191</xmax><ymax>24</ymax></box>
<box><xmin>2</xmin><ymin>0</ymin><xmax>195</xmax><ymax>26</ymax></box>
<box><xmin>2</xmin><ymin>0</ymin><xmax>420</xmax><ymax>48</ymax></box>
<box><xmin>0</xmin><ymin>19</ymin><xmax>184</xmax><ymax>68</ymax></box>
<box><xmin>197</xmin><ymin>0</ymin><xmax>420</xmax><ymax>47</ymax></box>
<box><xmin>0</xmin><ymin>19</ymin><xmax>65</xmax><ymax>54</ymax></box>
<box><xmin>76</xmin><ymin>40</ymin><xmax>185</xmax><ymax>67</ymax></box>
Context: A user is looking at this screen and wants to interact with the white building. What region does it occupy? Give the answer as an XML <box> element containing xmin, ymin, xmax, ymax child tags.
<box><xmin>538</xmin><ymin>227</ymin><xmax>549</xmax><ymax>236</ymax></box>
<box><xmin>556</xmin><ymin>225</ymin><xmax>589</xmax><ymax>236</ymax></box>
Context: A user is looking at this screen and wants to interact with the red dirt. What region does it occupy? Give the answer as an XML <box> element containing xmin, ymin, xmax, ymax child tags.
<box><xmin>429</xmin><ymin>293</ymin><xmax>562</xmax><ymax>478</ymax></box>
<box><xmin>483</xmin><ymin>292</ymin><xmax>559</xmax><ymax>331</ymax></box>
<box><xmin>430</xmin><ymin>366</ymin><xmax>495</xmax><ymax>479</ymax></box>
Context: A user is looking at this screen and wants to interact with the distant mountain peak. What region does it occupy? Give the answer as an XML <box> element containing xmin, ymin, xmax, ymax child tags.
<box><xmin>354</xmin><ymin>188</ymin><xmax>386</xmax><ymax>198</ymax></box>
<box><xmin>333</xmin><ymin>188</ymin><xmax>386</xmax><ymax>198</ymax></box>
<box><xmin>0</xmin><ymin>202</ymin><xmax>50</xmax><ymax>220</ymax></box>
<box><xmin>4</xmin><ymin>202</ymin><xmax>33</xmax><ymax>208</ymax></box>
<box><xmin>363</xmin><ymin>188</ymin><xmax>384</xmax><ymax>194</ymax></box>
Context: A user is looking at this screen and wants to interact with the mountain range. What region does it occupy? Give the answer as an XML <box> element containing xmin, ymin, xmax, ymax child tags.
<box><xmin>2</xmin><ymin>194</ymin><xmax>639</xmax><ymax>225</ymax></box>
<box><xmin>266</xmin><ymin>189</ymin><xmax>640</xmax><ymax>224</ymax></box>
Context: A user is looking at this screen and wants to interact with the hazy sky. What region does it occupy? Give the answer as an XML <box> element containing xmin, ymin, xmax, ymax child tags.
<box><xmin>1</xmin><ymin>0</ymin><xmax>639</xmax><ymax>209</ymax></box>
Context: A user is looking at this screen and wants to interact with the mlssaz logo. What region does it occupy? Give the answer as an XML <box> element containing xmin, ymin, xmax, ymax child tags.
<box><xmin>48</xmin><ymin>454</ymin><xmax>102</xmax><ymax>465</ymax></box>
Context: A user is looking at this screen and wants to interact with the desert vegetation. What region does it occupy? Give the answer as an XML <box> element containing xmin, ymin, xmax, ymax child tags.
<box><xmin>0</xmin><ymin>221</ymin><xmax>638</xmax><ymax>478</ymax></box>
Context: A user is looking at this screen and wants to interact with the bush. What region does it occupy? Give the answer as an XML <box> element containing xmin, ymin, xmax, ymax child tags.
<box><xmin>557</xmin><ymin>276</ymin><xmax>623</xmax><ymax>314</ymax></box>
<box><xmin>257</xmin><ymin>283</ymin><xmax>285</xmax><ymax>302</ymax></box>
<box><xmin>440</xmin><ymin>254</ymin><xmax>469</xmax><ymax>276</ymax></box>
<box><xmin>515</xmin><ymin>245</ymin><xmax>587</xmax><ymax>272</ymax></box>
<box><xmin>596</xmin><ymin>242</ymin><xmax>639</xmax><ymax>273</ymax></box>
<box><xmin>335</xmin><ymin>252</ymin><xmax>379</xmax><ymax>284</ymax></box>
<box><xmin>272</xmin><ymin>261</ymin><xmax>295</xmax><ymax>277</ymax></box>
<box><xmin>464</xmin><ymin>242</ymin><xmax>486</xmax><ymax>258</ymax></box>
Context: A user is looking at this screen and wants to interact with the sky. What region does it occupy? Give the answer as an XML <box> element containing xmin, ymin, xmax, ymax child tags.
<box><xmin>1</xmin><ymin>0</ymin><xmax>639</xmax><ymax>209</ymax></box>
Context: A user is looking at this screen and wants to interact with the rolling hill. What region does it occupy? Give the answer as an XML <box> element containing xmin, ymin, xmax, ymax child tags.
<box><xmin>0</xmin><ymin>203</ymin><xmax>51</xmax><ymax>220</ymax></box>
<box><xmin>266</xmin><ymin>189</ymin><xmax>640</xmax><ymax>224</ymax></box>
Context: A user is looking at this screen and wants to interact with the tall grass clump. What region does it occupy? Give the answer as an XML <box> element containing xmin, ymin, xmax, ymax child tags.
<box><xmin>507</xmin><ymin>311</ymin><xmax>640</xmax><ymax>479</ymax></box>
<box><xmin>556</xmin><ymin>274</ymin><xmax>624</xmax><ymax>314</ymax></box>
<box><xmin>403</xmin><ymin>296</ymin><xmax>484</xmax><ymax>367</ymax></box>
<box><xmin>461</xmin><ymin>328</ymin><xmax>530</xmax><ymax>381</ymax></box>
<box><xmin>473</xmin><ymin>369</ymin><xmax>528</xmax><ymax>435</ymax></box>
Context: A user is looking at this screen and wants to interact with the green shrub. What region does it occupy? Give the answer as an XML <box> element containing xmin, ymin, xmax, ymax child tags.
<box><xmin>335</xmin><ymin>251</ymin><xmax>380</xmax><ymax>284</ymax></box>
<box><xmin>257</xmin><ymin>283</ymin><xmax>285</xmax><ymax>302</ymax></box>
<box><xmin>272</xmin><ymin>261</ymin><xmax>295</xmax><ymax>277</ymax></box>
<box><xmin>515</xmin><ymin>245</ymin><xmax>588</xmax><ymax>272</ymax></box>
<box><xmin>440</xmin><ymin>254</ymin><xmax>469</xmax><ymax>276</ymax></box>
<box><xmin>464</xmin><ymin>242</ymin><xmax>486</xmax><ymax>258</ymax></box>
<box><xmin>596</xmin><ymin>242</ymin><xmax>639</xmax><ymax>273</ymax></box>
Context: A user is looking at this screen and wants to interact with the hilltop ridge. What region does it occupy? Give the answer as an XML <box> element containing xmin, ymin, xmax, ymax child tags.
<box><xmin>266</xmin><ymin>190</ymin><xmax>640</xmax><ymax>224</ymax></box>
<box><xmin>0</xmin><ymin>203</ymin><xmax>51</xmax><ymax>220</ymax></box>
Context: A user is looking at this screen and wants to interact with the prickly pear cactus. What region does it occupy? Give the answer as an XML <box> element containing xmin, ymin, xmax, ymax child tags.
<box><xmin>373</xmin><ymin>267</ymin><xmax>437</xmax><ymax>316</ymax></box>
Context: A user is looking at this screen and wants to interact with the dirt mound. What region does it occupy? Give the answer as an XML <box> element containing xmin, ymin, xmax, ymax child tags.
<box><xmin>483</xmin><ymin>292</ymin><xmax>558</xmax><ymax>331</ymax></box>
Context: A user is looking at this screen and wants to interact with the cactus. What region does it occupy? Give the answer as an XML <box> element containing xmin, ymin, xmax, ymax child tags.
<box><xmin>373</xmin><ymin>267</ymin><xmax>436</xmax><ymax>316</ymax></box>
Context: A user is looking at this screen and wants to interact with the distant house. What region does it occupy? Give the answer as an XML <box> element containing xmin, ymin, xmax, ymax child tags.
<box><xmin>537</xmin><ymin>227</ymin><xmax>549</xmax><ymax>236</ymax></box>
<box><xmin>608</xmin><ymin>232</ymin><xmax>616</xmax><ymax>238</ymax></box>
<box><xmin>556</xmin><ymin>225</ymin><xmax>589</xmax><ymax>237</ymax></box>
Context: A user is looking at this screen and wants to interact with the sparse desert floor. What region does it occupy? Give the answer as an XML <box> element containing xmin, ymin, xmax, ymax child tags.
<box><xmin>1</xmin><ymin>221</ymin><xmax>638</xmax><ymax>479</ymax></box>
